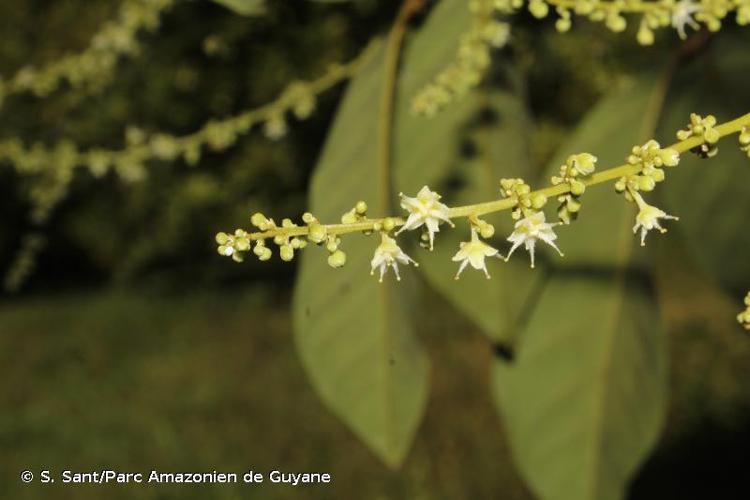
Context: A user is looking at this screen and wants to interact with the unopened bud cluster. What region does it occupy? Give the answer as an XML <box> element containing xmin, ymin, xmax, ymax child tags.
<box><xmin>676</xmin><ymin>113</ymin><xmax>720</xmax><ymax>158</ymax></box>
<box><xmin>499</xmin><ymin>178</ymin><xmax>548</xmax><ymax>220</ymax></box>
<box><xmin>551</xmin><ymin>153</ymin><xmax>597</xmax><ymax>224</ymax></box>
<box><xmin>615</xmin><ymin>140</ymin><xmax>680</xmax><ymax>202</ymax></box>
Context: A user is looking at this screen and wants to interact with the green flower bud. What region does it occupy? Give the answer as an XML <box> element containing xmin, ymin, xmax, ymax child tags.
<box><xmin>308</xmin><ymin>223</ymin><xmax>327</xmax><ymax>244</ymax></box>
<box><xmin>570</xmin><ymin>153</ymin><xmax>597</xmax><ymax>175</ymax></box>
<box><xmin>341</xmin><ymin>209</ymin><xmax>358</xmax><ymax>224</ymax></box>
<box><xmin>479</xmin><ymin>223</ymin><xmax>495</xmax><ymax>239</ymax></box>
<box><xmin>606</xmin><ymin>14</ymin><xmax>627</xmax><ymax>32</ymax></box>
<box><xmin>258</xmin><ymin>247</ymin><xmax>272</xmax><ymax>261</ymax></box>
<box><xmin>567</xmin><ymin>197</ymin><xmax>582</xmax><ymax>213</ymax></box>
<box><xmin>638</xmin><ymin>175</ymin><xmax>656</xmax><ymax>191</ymax></box>
<box><xmin>251</xmin><ymin>212</ymin><xmax>268</xmax><ymax>228</ymax></box>
<box><xmin>235</xmin><ymin>238</ymin><xmax>250</xmax><ymax>251</ymax></box>
<box><xmin>302</xmin><ymin>212</ymin><xmax>315</xmax><ymax>224</ymax></box>
<box><xmin>637</xmin><ymin>24</ymin><xmax>654</xmax><ymax>46</ymax></box>
<box><xmin>328</xmin><ymin>250</ymin><xmax>346</xmax><ymax>268</ymax></box>
<box><xmin>556</xmin><ymin>17</ymin><xmax>572</xmax><ymax>33</ymax></box>
<box><xmin>659</xmin><ymin>148</ymin><xmax>680</xmax><ymax>167</ymax></box>
<box><xmin>382</xmin><ymin>218</ymin><xmax>396</xmax><ymax>232</ymax></box>
<box><xmin>570</xmin><ymin>179</ymin><xmax>586</xmax><ymax>196</ymax></box>
<box><xmin>529</xmin><ymin>0</ymin><xmax>549</xmax><ymax>18</ymax></box>
<box><xmin>215</xmin><ymin>232</ymin><xmax>229</xmax><ymax>245</ymax></box>
<box><xmin>355</xmin><ymin>201</ymin><xmax>368</xmax><ymax>215</ymax></box>
<box><xmin>280</xmin><ymin>245</ymin><xmax>294</xmax><ymax>262</ymax></box>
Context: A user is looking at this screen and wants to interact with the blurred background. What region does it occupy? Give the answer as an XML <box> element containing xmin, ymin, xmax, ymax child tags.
<box><xmin>1</xmin><ymin>0</ymin><xmax>749</xmax><ymax>498</ymax></box>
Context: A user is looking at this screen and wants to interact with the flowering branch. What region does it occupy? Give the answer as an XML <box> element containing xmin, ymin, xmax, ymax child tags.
<box><xmin>500</xmin><ymin>0</ymin><xmax>750</xmax><ymax>45</ymax></box>
<box><xmin>0</xmin><ymin>41</ymin><xmax>377</xmax><ymax>223</ymax></box>
<box><xmin>216</xmin><ymin>111</ymin><xmax>750</xmax><ymax>317</ymax></box>
<box><xmin>218</xmin><ymin>111</ymin><xmax>750</xmax><ymax>245</ymax></box>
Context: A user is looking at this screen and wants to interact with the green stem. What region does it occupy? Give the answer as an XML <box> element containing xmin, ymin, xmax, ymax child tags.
<box><xmin>243</xmin><ymin>112</ymin><xmax>750</xmax><ymax>240</ymax></box>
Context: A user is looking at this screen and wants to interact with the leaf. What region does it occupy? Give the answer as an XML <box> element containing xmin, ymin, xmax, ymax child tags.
<box><xmin>490</xmin><ymin>73</ymin><xmax>670</xmax><ymax>500</ymax></box>
<box><xmin>492</xmin><ymin>275</ymin><xmax>667</xmax><ymax>500</ymax></box>
<box><xmin>210</xmin><ymin>0</ymin><xmax>266</xmax><ymax>16</ymax></box>
<box><xmin>293</xmin><ymin>0</ymin><xmax>482</xmax><ymax>467</ymax></box>
<box><xmin>658</xmin><ymin>38</ymin><xmax>750</xmax><ymax>292</ymax></box>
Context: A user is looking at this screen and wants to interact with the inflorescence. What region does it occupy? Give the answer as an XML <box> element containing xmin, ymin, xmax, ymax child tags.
<box><xmin>499</xmin><ymin>0</ymin><xmax>750</xmax><ymax>45</ymax></box>
<box><xmin>216</xmin><ymin>112</ymin><xmax>750</xmax><ymax>292</ymax></box>
<box><xmin>411</xmin><ymin>0</ymin><xmax>511</xmax><ymax>116</ymax></box>
<box><xmin>0</xmin><ymin>0</ymin><xmax>175</xmax><ymax>108</ymax></box>
<box><xmin>413</xmin><ymin>0</ymin><xmax>750</xmax><ymax>118</ymax></box>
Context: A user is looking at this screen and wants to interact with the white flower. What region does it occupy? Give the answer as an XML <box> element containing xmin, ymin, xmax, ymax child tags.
<box><xmin>632</xmin><ymin>192</ymin><xmax>679</xmax><ymax>246</ymax></box>
<box><xmin>452</xmin><ymin>228</ymin><xmax>504</xmax><ymax>280</ymax></box>
<box><xmin>395</xmin><ymin>185</ymin><xmax>454</xmax><ymax>250</ymax></box>
<box><xmin>370</xmin><ymin>234</ymin><xmax>418</xmax><ymax>282</ymax></box>
<box><xmin>671</xmin><ymin>0</ymin><xmax>701</xmax><ymax>40</ymax></box>
<box><xmin>506</xmin><ymin>211</ymin><xmax>563</xmax><ymax>268</ymax></box>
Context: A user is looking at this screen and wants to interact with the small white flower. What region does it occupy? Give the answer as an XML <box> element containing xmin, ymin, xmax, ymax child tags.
<box><xmin>452</xmin><ymin>228</ymin><xmax>504</xmax><ymax>280</ymax></box>
<box><xmin>632</xmin><ymin>192</ymin><xmax>679</xmax><ymax>246</ymax></box>
<box><xmin>370</xmin><ymin>233</ymin><xmax>418</xmax><ymax>282</ymax></box>
<box><xmin>506</xmin><ymin>211</ymin><xmax>563</xmax><ymax>268</ymax></box>
<box><xmin>395</xmin><ymin>185</ymin><xmax>454</xmax><ymax>250</ymax></box>
<box><xmin>671</xmin><ymin>0</ymin><xmax>701</xmax><ymax>40</ymax></box>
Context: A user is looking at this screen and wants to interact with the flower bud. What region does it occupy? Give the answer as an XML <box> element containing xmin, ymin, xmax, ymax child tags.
<box><xmin>328</xmin><ymin>250</ymin><xmax>346</xmax><ymax>268</ymax></box>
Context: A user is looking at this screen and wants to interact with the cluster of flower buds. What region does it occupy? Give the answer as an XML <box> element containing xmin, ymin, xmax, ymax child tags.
<box><xmin>411</xmin><ymin>0</ymin><xmax>510</xmax><ymax>116</ymax></box>
<box><xmin>676</xmin><ymin>113</ymin><xmax>720</xmax><ymax>158</ymax></box>
<box><xmin>499</xmin><ymin>178</ymin><xmax>548</xmax><ymax>220</ymax></box>
<box><xmin>551</xmin><ymin>153</ymin><xmax>597</xmax><ymax>224</ymax></box>
<box><xmin>738</xmin><ymin>292</ymin><xmax>750</xmax><ymax>331</ymax></box>
<box><xmin>615</xmin><ymin>140</ymin><xmax>680</xmax><ymax>201</ymax></box>
<box><xmin>304</xmin><ymin>210</ymin><xmax>349</xmax><ymax>268</ymax></box>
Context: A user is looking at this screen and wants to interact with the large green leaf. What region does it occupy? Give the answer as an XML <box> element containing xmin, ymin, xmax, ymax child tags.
<box><xmin>492</xmin><ymin>276</ymin><xmax>666</xmax><ymax>500</ymax></box>
<box><xmin>659</xmin><ymin>39</ymin><xmax>750</xmax><ymax>291</ymax></box>
<box><xmin>293</xmin><ymin>42</ymin><xmax>427</xmax><ymax>468</ymax></box>
<box><xmin>491</xmin><ymin>73</ymin><xmax>669</xmax><ymax>500</ymax></box>
<box><xmin>293</xmin><ymin>0</ymin><xmax>482</xmax><ymax>467</ymax></box>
